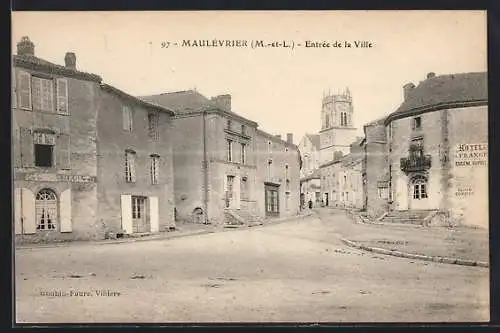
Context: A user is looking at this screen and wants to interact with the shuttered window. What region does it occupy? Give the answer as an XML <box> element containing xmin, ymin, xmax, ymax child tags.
<box><xmin>122</xmin><ymin>106</ymin><xmax>133</xmax><ymax>132</ymax></box>
<box><xmin>32</xmin><ymin>77</ymin><xmax>54</xmax><ymax>111</ymax></box>
<box><xmin>18</xmin><ymin>71</ymin><xmax>32</xmax><ymax>110</ymax></box>
<box><xmin>125</xmin><ymin>150</ymin><xmax>136</xmax><ymax>183</ymax></box>
<box><xmin>56</xmin><ymin>78</ymin><xmax>69</xmax><ymax>114</ymax></box>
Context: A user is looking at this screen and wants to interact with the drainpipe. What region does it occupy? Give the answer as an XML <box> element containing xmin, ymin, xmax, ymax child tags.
<box><xmin>202</xmin><ymin>110</ymin><xmax>209</xmax><ymax>224</ymax></box>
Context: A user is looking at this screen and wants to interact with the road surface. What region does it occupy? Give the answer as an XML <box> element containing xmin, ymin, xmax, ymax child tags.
<box><xmin>15</xmin><ymin>209</ymin><xmax>489</xmax><ymax>323</ymax></box>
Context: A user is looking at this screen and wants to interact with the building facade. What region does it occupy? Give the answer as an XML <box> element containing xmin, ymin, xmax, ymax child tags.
<box><xmin>298</xmin><ymin>134</ymin><xmax>321</xmax><ymax>208</ymax></box>
<box><xmin>13</xmin><ymin>37</ymin><xmax>176</xmax><ymax>242</ymax></box>
<box><xmin>384</xmin><ymin>72</ymin><xmax>488</xmax><ymax>228</ymax></box>
<box><xmin>140</xmin><ymin>91</ymin><xmax>301</xmax><ymax>225</ymax></box>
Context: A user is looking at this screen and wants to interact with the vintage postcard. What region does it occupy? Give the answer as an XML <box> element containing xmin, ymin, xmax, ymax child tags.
<box><xmin>12</xmin><ymin>10</ymin><xmax>488</xmax><ymax>324</ymax></box>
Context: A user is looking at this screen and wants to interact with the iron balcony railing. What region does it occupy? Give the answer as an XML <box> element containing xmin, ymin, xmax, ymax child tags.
<box><xmin>400</xmin><ymin>154</ymin><xmax>432</xmax><ymax>173</ymax></box>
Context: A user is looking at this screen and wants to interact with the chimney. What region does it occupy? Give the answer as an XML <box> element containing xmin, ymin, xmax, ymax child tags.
<box><xmin>17</xmin><ymin>36</ymin><xmax>35</xmax><ymax>56</ymax></box>
<box><xmin>403</xmin><ymin>82</ymin><xmax>415</xmax><ymax>101</ymax></box>
<box><xmin>211</xmin><ymin>94</ymin><xmax>231</xmax><ymax>111</ymax></box>
<box><xmin>427</xmin><ymin>72</ymin><xmax>436</xmax><ymax>79</ymax></box>
<box><xmin>64</xmin><ymin>52</ymin><xmax>77</xmax><ymax>70</ymax></box>
<box><xmin>286</xmin><ymin>133</ymin><xmax>293</xmax><ymax>144</ymax></box>
<box><xmin>275</xmin><ymin>135</ymin><xmax>282</xmax><ymax>140</ymax></box>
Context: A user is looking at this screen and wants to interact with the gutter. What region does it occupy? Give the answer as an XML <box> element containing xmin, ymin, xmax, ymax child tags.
<box><xmin>202</xmin><ymin>110</ymin><xmax>209</xmax><ymax>224</ymax></box>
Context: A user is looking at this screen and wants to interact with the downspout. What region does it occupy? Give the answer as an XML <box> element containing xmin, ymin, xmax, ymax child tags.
<box><xmin>202</xmin><ymin>110</ymin><xmax>209</xmax><ymax>224</ymax></box>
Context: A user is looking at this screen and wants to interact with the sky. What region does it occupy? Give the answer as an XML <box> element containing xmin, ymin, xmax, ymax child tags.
<box><xmin>12</xmin><ymin>11</ymin><xmax>487</xmax><ymax>143</ymax></box>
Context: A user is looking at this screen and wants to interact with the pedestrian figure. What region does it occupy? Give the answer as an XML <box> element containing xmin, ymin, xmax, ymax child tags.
<box><xmin>308</xmin><ymin>200</ymin><xmax>313</xmax><ymax>210</ymax></box>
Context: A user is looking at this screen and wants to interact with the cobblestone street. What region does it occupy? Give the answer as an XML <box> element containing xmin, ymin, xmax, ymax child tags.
<box><xmin>15</xmin><ymin>210</ymin><xmax>489</xmax><ymax>323</ymax></box>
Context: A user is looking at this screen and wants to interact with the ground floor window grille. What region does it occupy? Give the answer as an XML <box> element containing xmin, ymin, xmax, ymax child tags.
<box><xmin>36</xmin><ymin>189</ymin><xmax>57</xmax><ymax>230</ymax></box>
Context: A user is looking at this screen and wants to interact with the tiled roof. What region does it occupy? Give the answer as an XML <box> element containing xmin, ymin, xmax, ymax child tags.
<box><xmin>101</xmin><ymin>84</ymin><xmax>175</xmax><ymax>116</ymax></box>
<box><xmin>13</xmin><ymin>54</ymin><xmax>102</xmax><ymax>82</ymax></box>
<box><xmin>139</xmin><ymin>90</ymin><xmax>211</xmax><ymax>113</ymax></box>
<box><xmin>387</xmin><ymin>72</ymin><xmax>487</xmax><ymax>122</ymax></box>
<box><xmin>306</xmin><ymin>134</ymin><xmax>320</xmax><ymax>150</ymax></box>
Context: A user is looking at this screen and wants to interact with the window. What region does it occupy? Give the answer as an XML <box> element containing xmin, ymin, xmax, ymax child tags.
<box><xmin>32</xmin><ymin>76</ymin><xmax>54</xmax><ymax>111</ymax></box>
<box><xmin>285</xmin><ymin>164</ymin><xmax>289</xmax><ymax>181</ymax></box>
<box><xmin>150</xmin><ymin>154</ymin><xmax>160</xmax><ymax>184</ymax></box>
<box><xmin>226</xmin><ymin>175</ymin><xmax>235</xmax><ymax>207</ymax></box>
<box><xmin>227</xmin><ymin>139</ymin><xmax>233</xmax><ymax>162</ymax></box>
<box><xmin>34</xmin><ymin>132</ymin><xmax>55</xmax><ymax>167</ymax></box>
<box><xmin>148</xmin><ymin>112</ymin><xmax>159</xmax><ymax>140</ymax></box>
<box><xmin>341</xmin><ymin>112</ymin><xmax>347</xmax><ymax>126</ymax></box>
<box><xmin>410</xmin><ymin>137</ymin><xmax>424</xmax><ymax>158</ymax></box>
<box><xmin>241</xmin><ymin>124</ymin><xmax>246</xmax><ymax>135</ymax></box>
<box><xmin>125</xmin><ymin>150</ymin><xmax>136</xmax><ymax>183</ymax></box>
<box><xmin>265</xmin><ymin>187</ymin><xmax>279</xmax><ymax>215</ymax></box>
<box><xmin>378</xmin><ymin>187</ymin><xmax>389</xmax><ymax>199</ymax></box>
<box><xmin>240</xmin><ymin>143</ymin><xmax>246</xmax><ymax>164</ymax></box>
<box><xmin>122</xmin><ymin>106</ymin><xmax>133</xmax><ymax>132</ymax></box>
<box><xmin>412</xmin><ymin>176</ymin><xmax>428</xmax><ymax>200</ymax></box>
<box><xmin>412</xmin><ymin>116</ymin><xmax>422</xmax><ymax>130</ymax></box>
<box><xmin>227</xmin><ymin>119</ymin><xmax>232</xmax><ymax>130</ymax></box>
<box><xmin>56</xmin><ymin>78</ymin><xmax>69</xmax><ymax>114</ymax></box>
<box><xmin>36</xmin><ymin>189</ymin><xmax>57</xmax><ymax>231</ymax></box>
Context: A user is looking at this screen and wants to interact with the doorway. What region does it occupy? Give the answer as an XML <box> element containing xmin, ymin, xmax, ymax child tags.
<box><xmin>132</xmin><ymin>196</ymin><xmax>149</xmax><ymax>233</ymax></box>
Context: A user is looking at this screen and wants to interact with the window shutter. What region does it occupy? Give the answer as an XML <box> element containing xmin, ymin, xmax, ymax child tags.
<box><xmin>31</xmin><ymin>76</ymin><xmax>42</xmax><ymax>110</ymax></box>
<box><xmin>20</xmin><ymin>127</ymin><xmax>34</xmax><ymax>167</ymax></box>
<box><xmin>149</xmin><ymin>196</ymin><xmax>159</xmax><ymax>232</ymax></box>
<box><xmin>57</xmin><ymin>134</ymin><xmax>71</xmax><ymax>169</ymax></box>
<box><xmin>130</xmin><ymin>154</ymin><xmax>136</xmax><ymax>182</ymax></box>
<box><xmin>14</xmin><ymin>188</ymin><xmax>22</xmax><ymax>235</ymax></box>
<box><xmin>122</xmin><ymin>107</ymin><xmax>129</xmax><ymax>131</ymax></box>
<box><xmin>12</xmin><ymin>70</ymin><xmax>17</xmax><ymax>108</ymax></box>
<box><xmin>19</xmin><ymin>71</ymin><xmax>32</xmax><ymax>110</ymax></box>
<box><xmin>60</xmin><ymin>188</ymin><xmax>72</xmax><ymax>232</ymax></box>
<box><xmin>56</xmin><ymin>78</ymin><xmax>69</xmax><ymax>114</ymax></box>
<box><xmin>22</xmin><ymin>188</ymin><xmax>36</xmax><ymax>234</ymax></box>
<box><xmin>120</xmin><ymin>195</ymin><xmax>133</xmax><ymax>234</ymax></box>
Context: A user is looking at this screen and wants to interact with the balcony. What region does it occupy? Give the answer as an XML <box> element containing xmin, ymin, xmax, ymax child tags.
<box><xmin>400</xmin><ymin>154</ymin><xmax>432</xmax><ymax>174</ymax></box>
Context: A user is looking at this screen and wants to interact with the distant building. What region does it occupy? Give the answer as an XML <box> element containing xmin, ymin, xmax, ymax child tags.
<box><xmin>140</xmin><ymin>91</ymin><xmax>301</xmax><ymax>225</ymax></box>
<box><xmin>13</xmin><ymin>37</ymin><xmax>176</xmax><ymax>242</ymax></box>
<box><xmin>298</xmin><ymin>134</ymin><xmax>321</xmax><ymax>207</ymax></box>
<box><xmin>320</xmin><ymin>139</ymin><xmax>364</xmax><ymax>209</ymax></box>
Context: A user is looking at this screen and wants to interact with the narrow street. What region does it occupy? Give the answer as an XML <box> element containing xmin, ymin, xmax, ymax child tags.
<box><xmin>15</xmin><ymin>209</ymin><xmax>489</xmax><ymax>323</ymax></box>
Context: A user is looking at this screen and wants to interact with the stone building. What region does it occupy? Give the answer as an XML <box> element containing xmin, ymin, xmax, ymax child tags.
<box><xmin>13</xmin><ymin>37</ymin><xmax>176</xmax><ymax>242</ymax></box>
<box><xmin>319</xmin><ymin>139</ymin><xmax>364</xmax><ymax>209</ymax></box>
<box><xmin>140</xmin><ymin>91</ymin><xmax>301</xmax><ymax>225</ymax></box>
<box><xmin>383</xmin><ymin>72</ymin><xmax>488</xmax><ymax>228</ymax></box>
<box><xmin>361</xmin><ymin>117</ymin><xmax>390</xmax><ymax>217</ymax></box>
<box><xmin>319</xmin><ymin>88</ymin><xmax>358</xmax><ymax>165</ymax></box>
<box><xmin>298</xmin><ymin>134</ymin><xmax>321</xmax><ymax>207</ymax></box>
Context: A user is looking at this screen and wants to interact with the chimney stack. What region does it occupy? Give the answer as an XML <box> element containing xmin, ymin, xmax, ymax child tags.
<box><xmin>427</xmin><ymin>72</ymin><xmax>436</xmax><ymax>79</ymax></box>
<box><xmin>211</xmin><ymin>94</ymin><xmax>231</xmax><ymax>112</ymax></box>
<box><xmin>65</xmin><ymin>52</ymin><xmax>77</xmax><ymax>70</ymax></box>
<box><xmin>286</xmin><ymin>133</ymin><xmax>293</xmax><ymax>144</ymax></box>
<box><xmin>17</xmin><ymin>36</ymin><xmax>35</xmax><ymax>56</ymax></box>
<box><xmin>403</xmin><ymin>82</ymin><xmax>415</xmax><ymax>101</ymax></box>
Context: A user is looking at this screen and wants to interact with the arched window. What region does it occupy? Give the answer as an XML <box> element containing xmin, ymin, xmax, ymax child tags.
<box><xmin>36</xmin><ymin>189</ymin><xmax>57</xmax><ymax>230</ymax></box>
<box><xmin>411</xmin><ymin>175</ymin><xmax>428</xmax><ymax>200</ymax></box>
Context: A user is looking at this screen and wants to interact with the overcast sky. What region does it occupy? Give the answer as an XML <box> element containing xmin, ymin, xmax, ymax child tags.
<box><xmin>12</xmin><ymin>11</ymin><xmax>487</xmax><ymax>143</ymax></box>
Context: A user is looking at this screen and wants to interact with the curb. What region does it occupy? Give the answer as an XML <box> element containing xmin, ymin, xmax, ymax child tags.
<box><xmin>16</xmin><ymin>229</ymin><xmax>216</xmax><ymax>250</ymax></box>
<box><xmin>340</xmin><ymin>238</ymin><xmax>489</xmax><ymax>268</ymax></box>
